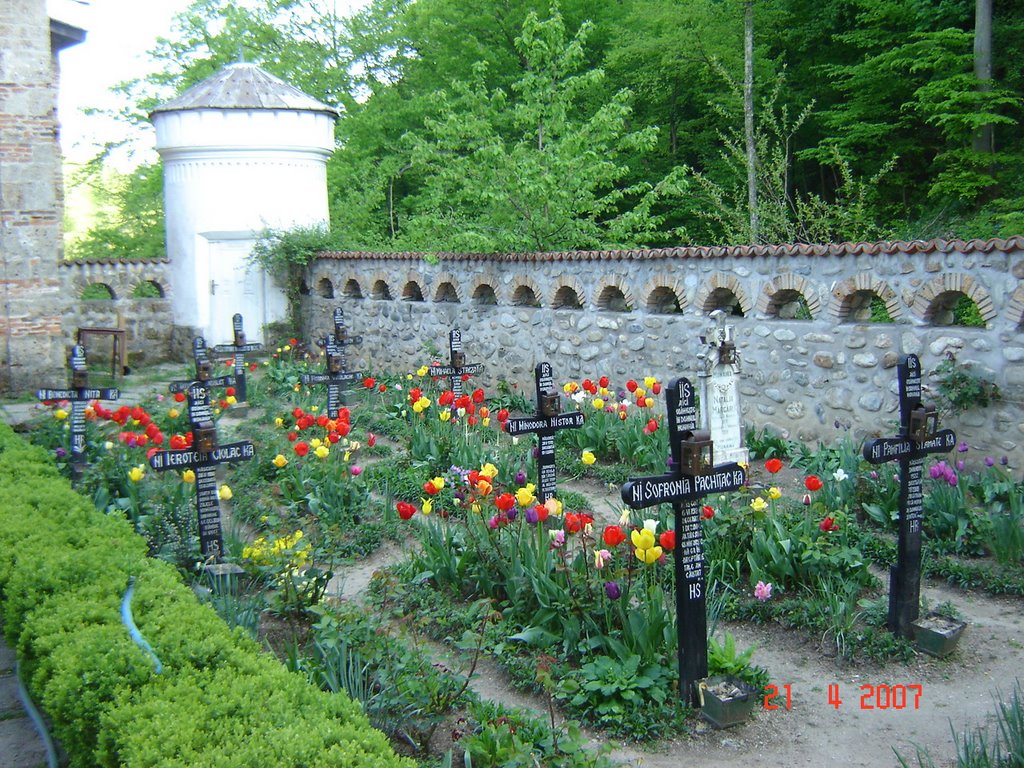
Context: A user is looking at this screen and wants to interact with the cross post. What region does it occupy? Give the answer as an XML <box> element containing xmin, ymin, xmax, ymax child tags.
<box><xmin>169</xmin><ymin>337</ymin><xmax>236</xmax><ymax>395</ymax></box>
<box><xmin>620</xmin><ymin>377</ymin><xmax>747</xmax><ymax>707</ymax></box>
<box><xmin>300</xmin><ymin>307</ymin><xmax>363</xmax><ymax>419</ymax></box>
<box><xmin>427</xmin><ymin>328</ymin><xmax>485</xmax><ymax>414</ymax></box>
<box><xmin>148</xmin><ymin>380</ymin><xmax>255</xmax><ymax>560</ymax></box>
<box><xmin>503</xmin><ymin>362</ymin><xmax>584</xmax><ymax>504</ymax></box>
<box><xmin>212</xmin><ymin>313</ymin><xmax>263</xmax><ymax>404</ymax></box>
<box><xmin>862</xmin><ymin>354</ymin><xmax>956</xmax><ymax>639</ymax></box>
<box><xmin>36</xmin><ymin>344</ymin><xmax>120</xmax><ymax>485</ymax></box>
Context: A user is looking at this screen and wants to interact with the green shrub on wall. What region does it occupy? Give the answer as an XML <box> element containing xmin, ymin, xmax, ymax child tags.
<box><xmin>0</xmin><ymin>421</ymin><xmax>412</xmax><ymax>768</ymax></box>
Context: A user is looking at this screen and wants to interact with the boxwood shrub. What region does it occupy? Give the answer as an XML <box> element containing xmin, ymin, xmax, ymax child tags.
<box><xmin>0</xmin><ymin>421</ymin><xmax>412</xmax><ymax>768</ymax></box>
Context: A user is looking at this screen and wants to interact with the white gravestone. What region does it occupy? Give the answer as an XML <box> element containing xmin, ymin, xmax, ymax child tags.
<box><xmin>698</xmin><ymin>310</ymin><xmax>749</xmax><ymax>465</ymax></box>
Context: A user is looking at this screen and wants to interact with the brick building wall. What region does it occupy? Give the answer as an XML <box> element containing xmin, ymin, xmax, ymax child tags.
<box><xmin>0</xmin><ymin>0</ymin><xmax>81</xmax><ymax>393</ymax></box>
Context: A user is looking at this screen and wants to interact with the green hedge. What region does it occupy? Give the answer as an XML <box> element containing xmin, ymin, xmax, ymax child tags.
<box><xmin>0</xmin><ymin>421</ymin><xmax>412</xmax><ymax>768</ymax></box>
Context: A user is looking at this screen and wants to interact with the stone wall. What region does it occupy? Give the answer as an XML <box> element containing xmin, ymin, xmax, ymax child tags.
<box><xmin>305</xmin><ymin>238</ymin><xmax>1024</xmax><ymax>459</ymax></box>
<box><xmin>0</xmin><ymin>0</ymin><xmax>72</xmax><ymax>391</ymax></box>
<box><xmin>58</xmin><ymin>258</ymin><xmax>177</xmax><ymax>369</ymax></box>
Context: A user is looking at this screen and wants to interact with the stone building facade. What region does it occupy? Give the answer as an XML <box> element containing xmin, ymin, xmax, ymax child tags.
<box><xmin>0</xmin><ymin>0</ymin><xmax>84</xmax><ymax>392</ymax></box>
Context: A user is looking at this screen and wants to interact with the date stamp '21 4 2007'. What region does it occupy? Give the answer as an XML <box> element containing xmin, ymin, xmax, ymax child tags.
<box><xmin>763</xmin><ymin>683</ymin><xmax>924</xmax><ymax>711</ymax></box>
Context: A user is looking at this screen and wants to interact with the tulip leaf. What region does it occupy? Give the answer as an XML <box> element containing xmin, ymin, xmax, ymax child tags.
<box><xmin>509</xmin><ymin>626</ymin><xmax>560</xmax><ymax>647</ymax></box>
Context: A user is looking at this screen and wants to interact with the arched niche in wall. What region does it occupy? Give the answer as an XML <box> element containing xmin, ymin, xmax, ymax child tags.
<box><xmin>830</xmin><ymin>273</ymin><xmax>900</xmax><ymax>323</ymax></box>
<box><xmin>757</xmin><ymin>274</ymin><xmax>820</xmax><ymax>320</ymax></box>
<box><xmin>913</xmin><ymin>274</ymin><xmax>996</xmax><ymax>327</ymax></box>
<box><xmin>642</xmin><ymin>279</ymin><xmax>685</xmax><ymax>314</ymax></box>
<box><xmin>371</xmin><ymin>278</ymin><xmax>393</xmax><ymax>300</ymax></box>
<box><xmin>298</xmin><ymin>279</ymin><xmax>311</xmax><ymax>296</ymax></box>
<box><xmin>82</xmin><ymin>282</ymin><xmax>116</xmax><ymax>300</ymax></box>
<box><xmin>344</xmin><ymin>278</ymin><xmax>363</xmax><ymax>299</ymax></box>
<box><xmin>511</xmin><ymin>279</ymin><xmax>541</xmax><ymax>308</ymax></box>
<box><xmin>595</xmin><ymin>278</ymin><xmax>634</xmax><ymax>312</ymax></box>
<box><xmin>402</xmin><ymin>280</ymin><xmax>424</xmax><ymax>302</ymax></box>
<box><xmin>695</xmin><ymin>273</ymin><xmax>750</xmax><ymax>317</ymax></box>
<box><xmin>435</xmin><ymin>281</ymin><xmax>460</xmax><ymax>303</ymax></box>
<box><xmin>472</xmin><ymin>283</ymin><xmax>498</xmax><ymax>305</ymax></box>
<box><xmin>1009</xmin><ymin>283</ymin><xmax>1024</xmax><ymax>330</ymax></box>
<box><xmin>551</xmin><ymin>278</ymin><xmax>585</xmax><ymax>310</ymax></box>
<box><xmin>317</xmin><ymin>277</ymin><xmax>335</xmax><ymax>299</ymax></box>
<box><xmin>130</xmin><ymin>280</ymin><xmax>165</xmax><ymax>299</ymax></box>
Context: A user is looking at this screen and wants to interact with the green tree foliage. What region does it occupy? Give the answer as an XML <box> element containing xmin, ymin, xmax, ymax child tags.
<box><xmin>398</xmin><ymin>11</ymin><xmax>686</xmax><ymax>251</ymax></box>
<box><xmin>72</xmin><ymin>0</ymin><xmax>1024</xmax><ymax>255</ymax></box>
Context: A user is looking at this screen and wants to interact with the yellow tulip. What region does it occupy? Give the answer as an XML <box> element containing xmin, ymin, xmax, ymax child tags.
<box><xmin>631</xmin><ymin>528</ymin><xmax>656</xmax><ymax>550</ymax></box>
<box><xmin>644</xmin><ymin>376</ymin><xmax>657</xmax><ymax>389</ymax></box>
<box><xmin>310</xmin><ymin>438</ymin><xmax>323</xmax><ymax>448</ymax></box>
<box><xmin>417</xmin><ymin>365</ymin><xmax>429</xmax><ymax>376</ymax></box>
<box><xmin>226</xmin><ymin>396</ymin><xmax>237</xmax><ymax>405</ymax></box>
<box><xmin>750</xmin><ymin>497</ymin><xmax>768</xmax><ymax>512</ymax></box>
<box><xmin>128</xmin><ymin>466</ymin><xmax>145</xmax><ymax>482</ymax></box>
<box><xmin>768</xmin><ymin>486</ymin><xmax>782</xmax><ymax>500</ymax></box>
<box><xmin>275</xmin><ymin>417</ymin><xmax>284</xmax><ymax>427</ymax></box>
<box><xmin>581</xmin><ymin>450</ymin><xmax>596</xmax><ymax>465</ymax></box>
<box><xmin>516</xmin><ymin>486</ymin><xmax>535</xmax><ymax>507</ymax></box>
<box><xmin>439</xmin><ymin>410</ymin><xmax>451</xmax><ymax>422</ymax></box>
<box><xmin>421</xmin><ymin>498</ymin><xmax>433</xmax><ymax>515</ymax></box>
<box><xmin>54</xmin><ymin>409</ymin><xmax>68</xmax><ymax>420</ymax></box>
<box><xmin>181</xmin><ymin>469</ymin><xmax>196</xmax><ymax>484</ymax></box>
<box><xmin>635</xmin><ymin>545</ymin><xmax>663</xmax><ymax>564</ymax></box>
<box><xmin>218</xmin><ymin>485</ymin><xmax>233</xmax><ymax>501</ymax></box>
<box><xmin>480</xmin><ymin>463</ymin><xmax>499</xmax><ymax>478</ymax></box>
<box><xmin>168</xmin><ymin>408</ymin><xmax>180</xmax><ymax>419</ymax></box>
<box><xmin>273</xmin><ymin>454</ymin><xmax>288</xmax><ymax>468</ymax></box>
<box><xmin>315</xmin><ymin>445</ymin><xmax>330</xmax><ymax>459</ymax></box>
<box><xmin>592</xmin><ymin>398</ymin><xmax>605</xmax><ymax>410</ymax></box>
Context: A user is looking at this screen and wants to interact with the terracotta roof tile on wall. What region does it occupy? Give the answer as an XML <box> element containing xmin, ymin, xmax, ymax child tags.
<box><xmin>60</xmin><ymin>257</ymin><xmax>170</xmax><ymax>266</ymax></box>
<box><xmin>317</xmin><ymin>236</ymin><xmax>1024</xmax><ymax>262</ymax></box>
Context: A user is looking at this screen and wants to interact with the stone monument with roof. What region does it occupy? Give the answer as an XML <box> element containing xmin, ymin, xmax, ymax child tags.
<box><xmin>150</xmin><ymin>63</ymin><xmax>338</xmax><ymax>349</ymax></box>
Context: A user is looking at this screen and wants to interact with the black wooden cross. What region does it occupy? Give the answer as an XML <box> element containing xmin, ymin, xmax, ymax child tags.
<box><xmin>620</xmin><ymin>377</ymin><xmax>747</xmax><ymax>708</ymax></box>
<box><xmin>148</xmin><ymin>380</ymin><xmax>255</xmax><ymax>560</ymax></box>
<box><xmin>503</xmin><ymin>362</ymin><xmax>584</xmax><ymax>504</ymax></box>
<box><xmin>428</xmin><ymin>328</ymin><xmax>484</xmax><ymax>412</ymax></box>
<box><xmin>169</xmin><ymin>337</ymin><xmax>236</xmax><ymax>395</ymax></box>
<box><xmin>36</xmin><ymin>344</ymin><xmax>120</xmax><ymax>485</ymax></box>
<box><xmin>300</xmin><ymin>307</ymin><xmax>363</xmax><ymax>419</ymax></box>
<box><xmin>212</xmin><ymin>313</ymin><xmax>263</xmax><ymax>404</ymax></box>
<box><xmin>862</xmin><ymin>353</ymin><xmax>956</xmax><ymax>639</ymax></box>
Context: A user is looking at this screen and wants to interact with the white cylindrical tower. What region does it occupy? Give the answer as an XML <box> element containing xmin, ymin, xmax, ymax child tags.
<box><xmin>151</xmin><ymin>63</ymin><xmax>337</xmax><ymax>346</ymax></box>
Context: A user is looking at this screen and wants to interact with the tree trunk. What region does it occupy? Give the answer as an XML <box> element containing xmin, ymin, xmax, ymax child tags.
<box><xmin>973</xmin><ymin>0</ymin><xmax>993</xmax><ymax>154</ymax></box>
<box><xmin>744</xmin><ymin>0</ymin><xmax>758</xmax><ymax>243</ymax></box>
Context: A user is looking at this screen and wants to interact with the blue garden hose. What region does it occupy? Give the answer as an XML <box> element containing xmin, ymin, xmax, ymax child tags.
<box><xmin>121</xmin><ymin>577</ymin><xmax>163</xmax><ymax>674</ymax></box>
<box><xmin>15</xmin><ymin>659</ymin><xmax>59</xmax><ymax>768</ymax></box>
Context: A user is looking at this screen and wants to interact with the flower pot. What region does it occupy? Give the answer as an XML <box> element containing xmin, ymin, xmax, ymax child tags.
<box><xmin>699</xmin><ymin>675</ymin><xmax>758</xmax><ymax>729</ymax></box>
<box><xmin>912</xmin><ymin>613</ymin><xmax>967</xmax><ymax>658</ymax></box>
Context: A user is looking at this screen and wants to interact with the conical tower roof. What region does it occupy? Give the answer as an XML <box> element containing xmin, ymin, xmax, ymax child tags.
<box><xmin>150</xmin><ymin>62</ymin><xmax>337</xmax><ymax>116</ymax></box>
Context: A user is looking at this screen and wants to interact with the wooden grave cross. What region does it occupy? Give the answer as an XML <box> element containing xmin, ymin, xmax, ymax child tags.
<box><xmin>212</xmin><ymin>313</ymin><xmax>263</xmax><ymax>404</ymax></box>
<box><xmin>427</xmin><ymin>328</ymin><xmax>485</xmax><ymax>414</ymax></box>
<box><xmin>862</xmin><ymin>353</ymin><xmax>956</xmax><ymax>639</ymax></box>
<box><xmin>148</xmin><ymin>381</ymin><xmax>255</xmax><ymax>560</ymax></box>
<box><xmin>168</xmin><ymin>337</ymin><xmax>236</xmax><ymax>395</ymax></box>
<box><xmin>503</xmin><ymin>362</ymin><xmax>584</xmax><ymax>504</ymax></box>
<box><xmin>300</xmin><ymin>307</ymin><xmax>363</xmax><ymax>419</ymax></box>
<box><xmin>36</xmin><ymin>344</ymin><xmax>120</xmax><ymax>485</ymax></box>
<box><xmin>620</xmin><ymin>377</ymin><xmax>747</xmax><ymax>707</ymax></box>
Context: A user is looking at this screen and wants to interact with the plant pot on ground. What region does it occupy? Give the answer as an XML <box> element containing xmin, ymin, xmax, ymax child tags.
<box><xmin>911</xmin><ymin>612</ymin><xmax>967</xmax><ymax>658</ymax></box>
<box><xmin>699</xmin><ymin>674</ymin><xmax>758</xmax><ymax>729</ymax></box>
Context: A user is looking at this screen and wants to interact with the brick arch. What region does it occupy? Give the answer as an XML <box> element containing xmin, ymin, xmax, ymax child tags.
<box><xmin>550</xmin><ymin>276</ymin><xmax>586</xmax><ymax>309</ymax></box>
<box><xmin>640</xmin><ymin>277</ymin><xmax>686</xmax><ymax>314</ymax></box>
<box><xmin>469</xmin><ymin>274</ymin><xmax>500</xmax><ymax>305</ymax></box>
<box><xmin>694</xmin><ymin>273</ymin><xmax>752</xmax><ymax>316</ymax></box>
<box><xmin>431</xmin><ymin>272</ymin><xmax>463</xmax><ymax>303</ymax></box>
<box><xmin>912</xmin><ymin>273</ymin><xmax>997</xmax><ymax>325</ymax></box>
<box><xmin>81</xmin><ymin>281</ymin><xmax>117</xmax><ymax>300</ymax></box>
<box><xmin>343</xmin><ymin>277</ymin><xmax>363</xmax><ymax>299</ymax></box>
<box><xmin>316</xmin><ymin>276</ymin><xmax>335</xmax><ymax>299</ymax></box>
<box><xmin>756</xmin><ymin>274</ymin><xmax>820</xmax><ymax>319</ymax></box>
<box><xmin>401</xmin><ymin>279</ymin><xmax>425</xmax><ymax>302</ymax></box>
<box><xmin>1008</xmin><ymin>283</ymin><xmax>1024</xmax><ymax>328</ymax></box>
<box><xmin>511</xmin><ymin>276</ymin><xmax>542</xmax><ymax>308</ymax></box>
<box><xmin>593</xmin><ymin>276</ymin><xmax>635</xmax><ymax>312</ymax></box>
<box><xmin>829</xmin><ymin>273</ymin><xmax>900</xmax><ymax>322</ymax></box>
<box><xmin>128</xmin><ymin>278</ymin><xmax>167</xmax><ymax>299</ymax></box>
<box><xmin>368</xmin><ymin>271</ymin><xmax>393</xmax><ymax>300</ymax></box>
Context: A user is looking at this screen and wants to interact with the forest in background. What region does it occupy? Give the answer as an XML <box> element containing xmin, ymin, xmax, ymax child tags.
<box><xmin>69</xmin><ymin>0</ymin><xmax>1024</xmax><ymax>259</ymax></box>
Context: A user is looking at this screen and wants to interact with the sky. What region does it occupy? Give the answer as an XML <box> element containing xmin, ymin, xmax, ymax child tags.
<box><xmin>57</xmin><ymin>0</ymin><xmax>196</xmax><ymax>171</ymax></box>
